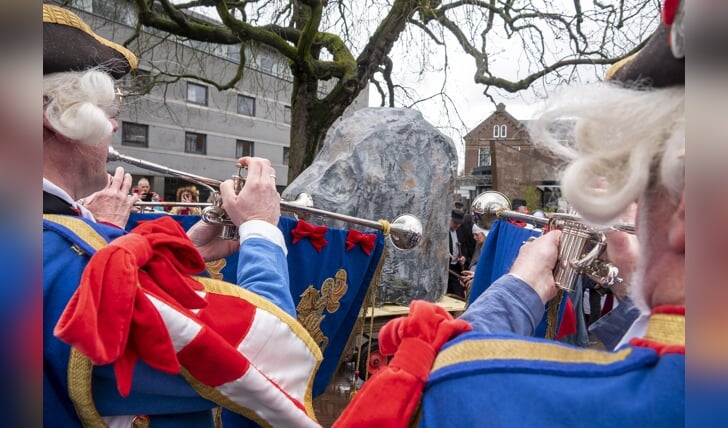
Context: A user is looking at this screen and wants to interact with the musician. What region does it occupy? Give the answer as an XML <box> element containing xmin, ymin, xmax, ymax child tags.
<box><xmin>43</xmin><ymin>4</ymin><xmax>314</xmax><ymax>427</ymax></box>
<box><xmin>335</xmin><ymin>0</ymin><xmax>685</xmax><ymax>425</ymax></box>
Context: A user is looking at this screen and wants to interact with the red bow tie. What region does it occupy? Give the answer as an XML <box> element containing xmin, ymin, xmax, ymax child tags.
<box><xmin>291</xmin><ymin>220</ymin><xmax>329</xmax><ymax>252</ymax></box>
<box><xmin>345</xmin><ymin>229</ymin><xmax>377</xmax><ymax>256</ymax></box>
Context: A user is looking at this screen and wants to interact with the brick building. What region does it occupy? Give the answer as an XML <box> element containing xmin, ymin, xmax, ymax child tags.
<box><xmin>457</xmin><ymin>103</ymin><xmax>563</xmax><ymax>211</ymax></box>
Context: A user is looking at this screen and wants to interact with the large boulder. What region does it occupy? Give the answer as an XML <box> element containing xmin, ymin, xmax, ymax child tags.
<box><xmin>282</xmin><ymin>107</ymin><xmax>458</xmax><ymax>305</ymax></box>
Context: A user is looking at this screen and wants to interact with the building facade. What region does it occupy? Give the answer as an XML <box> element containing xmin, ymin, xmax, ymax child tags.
<box><xmin>458</xmin><ymin>103</ymin><xmax>562</xmax><ymax>211</ymax></box>
<box><xmin>60</xmin><ymin>0</ymin><xmax>368</xmax><ymax>202</ymax></box>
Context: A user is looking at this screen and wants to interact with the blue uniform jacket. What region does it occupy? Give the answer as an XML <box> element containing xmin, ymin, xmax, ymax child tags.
<box><xmin>419</xmin><ymin>310</ymin><xmax>685</xmax><ymax>427</ymax></box>
<box><xmin>43</xmin><ymin>215</ymin><xmax>292</xmax><ymax>427</ymax></box>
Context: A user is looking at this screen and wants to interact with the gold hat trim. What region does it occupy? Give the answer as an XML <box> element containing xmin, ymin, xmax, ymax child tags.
<box><xmin>43</xmin><ymin>4</ymin><xmax>138</xmax><ymax>72</ymax></box>
<box><xmin>604</xmin><ymin>53</ymin><xmax>637</xmax><ymax>81</ymax></box>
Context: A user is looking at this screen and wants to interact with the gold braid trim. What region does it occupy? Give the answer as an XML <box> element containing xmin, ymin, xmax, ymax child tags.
<box><xmin>432</xmin><ymin>339</ymin><xmax>633</xmax><ymax>372</ymax></box>
<box><xmin>643</xmin><ymin>312</ymin><xmax>685</xmax><ymax>346</ymax></box>
<box><xmin>67</xmin><ymin>348</ymin><xmax>106</xmax><ymax>427</ymax></box>
<box><xmin>544</xmin><ymin>289</ymin><xmax>565</xmax><ymax>340</ymax></box>
<box><xmin>43</xmin><ymin>214</ymin><xmax>109</xmax><ymax>251</ymax></box>
<box><xmin>43</xmin><ymin>4</ymin><xmax>138</xmax><ymax>71</ymax></box>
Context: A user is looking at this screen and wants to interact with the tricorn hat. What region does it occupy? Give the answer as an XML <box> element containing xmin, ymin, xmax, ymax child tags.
<box><xmin>451</xmin><ymin>209</ymin><xmax>464</xmax><ymax>224</ymax></box>
<box><xmin>43</xmin><ymin>3</ymin><xmax>137</xmax><ymax>79</ymax></box>
<box><xmin>605</xmin><ymin>0</ymin><xmax>684</xmax><ymax>88</ymax></box>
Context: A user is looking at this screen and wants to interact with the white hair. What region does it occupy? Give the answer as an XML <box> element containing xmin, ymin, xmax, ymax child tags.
<box><xmin>43</xmin><ymin>69</ymin><xmax>116</xmax><ymax>145</ymax></box>
<box><xmin>529</xmin><ymin>83</ymin><xmax>685</xmax><ymax>225</ymax></box>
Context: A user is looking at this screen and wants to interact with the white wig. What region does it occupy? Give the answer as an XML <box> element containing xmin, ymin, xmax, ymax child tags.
<box><xmin>43</xmin><ymin>69</ymin><xmax>116</xmax><ymax>145</ymax></box>
<box><xmin>529</xmin><ymin>83</ymin><xmax>684</xmax><ymax>225</ymax></box>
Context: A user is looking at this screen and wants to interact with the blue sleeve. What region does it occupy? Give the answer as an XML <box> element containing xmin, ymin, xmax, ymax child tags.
<box><xmin>459</xmin><ymin>273</ymin><xmax>545</xmax><ymax>336</ymax></box>
<box><xmin>237</xmin><ymin>238</ymin><xmax>295</xmax><ymax>317</ymax></box>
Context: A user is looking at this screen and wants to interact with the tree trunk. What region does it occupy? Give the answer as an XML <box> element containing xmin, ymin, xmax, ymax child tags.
<box><xmin>287</xmin><ymin>74</ymin><xmax>345</xmax><ymax>183</ymax></box>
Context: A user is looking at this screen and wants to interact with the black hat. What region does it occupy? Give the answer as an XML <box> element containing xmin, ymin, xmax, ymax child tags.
<box><xmin>511</xmin><ymin>199</ymin><xmax>527</xmax><ymax>211</ymax></box>
<box><xmin>451</xmin><ymin>209</ymin><xmax>464</xmax><ymax>224</ymax></box>
<box><xmin>43</xmin><ymin>4</ymin><xmax>137</xmax><ymax>79</ymax></box>
<box><xmin>605</xmin><ymin>0</ymin><xmax>684</xmax><ymax>88</ymax></box>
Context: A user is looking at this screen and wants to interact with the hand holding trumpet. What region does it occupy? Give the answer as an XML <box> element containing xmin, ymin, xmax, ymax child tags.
<box><xmin>188</xmin><ymin>156</ymin><xmax>280</xmax><ymax>261</ymax></box>
<box><xmin>509</xmin><ymin>230</ymin><xmax>562</xmax><ymax>304</ymax></box>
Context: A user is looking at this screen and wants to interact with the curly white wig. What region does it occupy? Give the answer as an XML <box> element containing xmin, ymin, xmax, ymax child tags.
<box><xmin>529</xmin><ymin>83</ymin><xmax>684</xmax><ymax>225</ymax></box>
<box><xmin>43</xmin><ymin>69</ymin><xmax>117</xmax><ymax>145</ymax></box>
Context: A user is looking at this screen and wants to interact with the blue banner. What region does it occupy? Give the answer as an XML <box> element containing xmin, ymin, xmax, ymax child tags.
<box><xmin>467</xmin><ymin>219</ymin><xmax>567</xmax><ymax>338</ymax></box>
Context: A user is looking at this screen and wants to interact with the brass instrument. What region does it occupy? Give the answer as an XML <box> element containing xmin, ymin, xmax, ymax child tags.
<box><xmin>108</xmin><ymin>147</ymin><xmax>422</xmax><ymax>249</ymax></box>
<box><xmin>471</xmin><ymin>191</ymin><xmax>635</xmax><ymax>292</ymax></box>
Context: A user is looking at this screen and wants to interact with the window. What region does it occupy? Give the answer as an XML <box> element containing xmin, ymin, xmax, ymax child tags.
<box><xmin>91</xmin><ymin>0</ymin><xmax>136</xmax><ymax>26</ymax></box>
<box><xmin>282</xmin><ymin>147</ymin><xmax>290</xmax><ymax>165</ymax></box>
<box><xmin>478</xmin><ymin>147</ymin><xmax>491</xmax><ymax>167</ymax></box>
<box><xmin>259</xmin><ymin>55</ymin><xmax>274</xmax><ymax>74</ymax></box>
<box><xmin>284</xmin><ymin>106</ymin><xmax>291</xmax><ymax>124</ymax></box>
<box><xmin>500</xmin><ymin>125</ymin><xmax>507</xmax><ymax>138</ymax></box>
<box><xmin>185</xmin><ymin>132</ymin><xmax>207</xmax><ymax>154</ymax></box>
<box><xmin>186</xmin><ymin>82</ymin><xmax>208</xmax><ymax>106</ymax></box>
<box><xmin>493</xmin><ymin>125</ymin><xmax>500</xmax><ymax>138</ymax></box>
<box><xmin>226</xmin><ymin>45</ymin><xmax>241</xmax><ymax>63</ymax></box>
<box><xmin>236</xmin><ymin>140</ymin><xmax>254</xmax><ymax>158</ymax></box>
<box><xmin>237</xmin><ymin>95</ymin><xmax>256</xmax><ymax>116</ymax></box>
<box><xmin>121</xmin><ymin>122</ymin><xmax>148</xmax><ymax>148</ymax></box>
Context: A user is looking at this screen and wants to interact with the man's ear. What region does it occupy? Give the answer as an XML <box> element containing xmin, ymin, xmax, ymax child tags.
<box><xmin>668</xmin><ymin>189</ymin><xmax>685</xmax><ymax>253</ymax></box>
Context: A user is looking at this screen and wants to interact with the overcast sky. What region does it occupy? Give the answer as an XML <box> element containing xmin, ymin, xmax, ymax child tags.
<box><xmin>370</xmin><ymin>35</ymin><xmax>556</xmax><ymax>171</ymax></box>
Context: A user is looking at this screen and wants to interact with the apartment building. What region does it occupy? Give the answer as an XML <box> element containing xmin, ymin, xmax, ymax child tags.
<box><xmin>59</xmin><ymin>0</ymin><xmax>368</xmax><ymax>202</ymax></box>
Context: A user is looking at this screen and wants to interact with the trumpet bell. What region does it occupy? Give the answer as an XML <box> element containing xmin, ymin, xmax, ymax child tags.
<box><xmin>471</xmin><ymin>191</ymin><xmax>510</xmax><ymax>229</ymax></box>
<box><xmin>388</xmin><ymin>214</ymin><xmax>422</xmax><ymax>250</ymax></box>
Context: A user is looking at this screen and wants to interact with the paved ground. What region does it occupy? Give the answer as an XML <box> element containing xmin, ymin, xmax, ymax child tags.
<box><xmin>312</xmin><ymin>362</ymin><xmax>361</xmax><ymax>427</ymax></box>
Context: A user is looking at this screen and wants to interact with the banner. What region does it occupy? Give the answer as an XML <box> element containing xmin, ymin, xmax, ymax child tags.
<box><xmin>126</xmin><ymin>213</ymin><xmax>385</xmax><ymax>396</ymax></box>
<box><xmin>467</xmin><ymin>219</ymin><xmax>567</xmax><ymax>338</ymax></box>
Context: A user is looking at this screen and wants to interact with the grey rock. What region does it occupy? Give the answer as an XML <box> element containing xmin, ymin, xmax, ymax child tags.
<box><xmin>282</xmin><ymin>107</ymin><xmax>458</xmax><ymax>305</ymax></box>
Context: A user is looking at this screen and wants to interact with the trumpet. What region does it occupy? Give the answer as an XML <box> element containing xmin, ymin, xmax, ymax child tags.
<box><xmin>471</xmin><ymin>191</ymin><xmax>635</xmax><ymax>292</ymax></box>
<box><xmin>107</xmin><ymin>147</ymin><xmax>423</xmax><ymax>249</ymax></box>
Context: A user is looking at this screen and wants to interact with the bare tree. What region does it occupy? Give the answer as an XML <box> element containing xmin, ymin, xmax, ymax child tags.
<box><xmin>123</xmin><ymin>0</ymin><xmax>658</xmax><ymax>181</ymax></box>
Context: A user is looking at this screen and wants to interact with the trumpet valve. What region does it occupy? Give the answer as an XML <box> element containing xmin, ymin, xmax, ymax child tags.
<box><xmin>232</xmin><ymin>170</ymin><xmax>245</xmax><ymax>195</ymax></box>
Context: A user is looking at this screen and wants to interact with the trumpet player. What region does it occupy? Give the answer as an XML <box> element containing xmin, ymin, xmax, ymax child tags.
<box><xmin>42</xmin><ymin>4</ymin><xmax>315</xmax><ymax>427</ymax></box>
<box><xmin>336</xmin><ymin>0</ymin><xmax>686</xmax><ymax>426</ymax></box>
